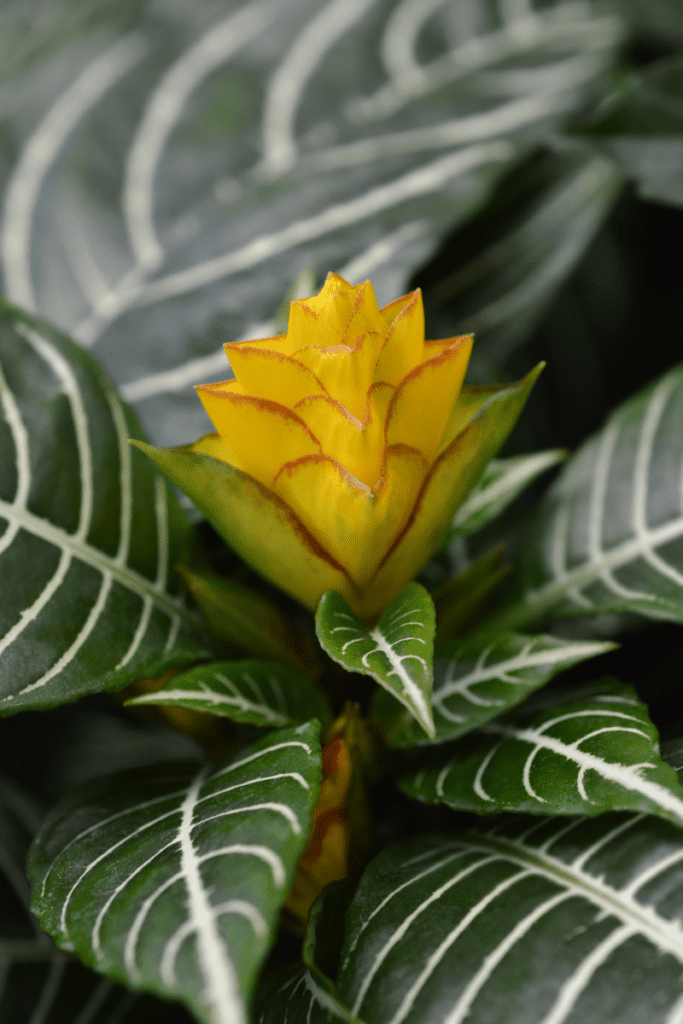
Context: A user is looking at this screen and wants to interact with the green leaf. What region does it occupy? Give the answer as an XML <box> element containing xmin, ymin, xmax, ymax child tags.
<box><xmin>28</xmin><ymin>722</ymin><xmax>322</xmax><ymax>1024</ymax></box>
<box><xmin>316</xmin><ymin>585</ymin><xmax>436</xmax><ymax>740</ymax></box>
<box><xmin>448</xmin><ymin>449</ymin><xmax>566</xmax><ymax>540</ymax></box>
<box><xmin>375</xmin><ymin>632</ymin><xmax>616</xmax><ymax>747</ymax></box>
<box><xmin>254</xmin><ymin>881</ymin><xmax>362</xmax><ymax>1024</ymax></box>
<box><xmin>0</xmin><ymin>1</ymin><xmax>622</xmax><ymax>447</ymax></box>
<box><xmin>399</xmin><ymin>680</ymin><xmax>683</xmax><ymax>828</ymax></box>
<box><xmin>0</xmin><ymin>774</ymin><xmax>155</xmax><ymax>1023</ymax></box>
<box><xmin>336</xmin><ymin>814</ymin><xmax>683</xmax><ymax>1024</ymax></box>
<box><xmin>422</xmin><ymin>148</ymin><xmax>623</xmax><ymax>364</ymax></box>
<box><xmin>431</xmin><ymin>547</ymin><xmax>510</xmax><ymax>640</ymax></box>
<box><xmin>575</xmin><ymin>55</ymin><xmax>683</xmax><ymax>207</ymax></box>
<box><xmin>178</xmin><ymin>566</ymin><xmax>320</xmax><ymax>677</ymax></box>
<box><xmin>500</xmin><ymin>363</ymin><xmax>683</xmax><ymax>631</ymax></box>
<box><xmin>0</xmin><ymin>302</ymin><xmax>208</xmax><ymax>716</ymax></box>
<box><xmin>127</xmin><ymin>659</ymin><xmax>332</xmax><ymax>732</ymax></box>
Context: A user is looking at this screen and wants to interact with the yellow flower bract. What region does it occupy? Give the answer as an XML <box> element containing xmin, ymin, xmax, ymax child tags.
<box><xmin>140</xmin><ymin>272</ymin><xmax>542</xmax><ymax>623</ymax></box>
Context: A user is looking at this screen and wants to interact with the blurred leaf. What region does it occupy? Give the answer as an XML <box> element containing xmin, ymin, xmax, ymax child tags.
<box><xmin>29</xmin><ymin>722</ymin><xmax>322</xmax><ymax>1024</ymax></box>
<box><xmin>0</xmin><ymin>301</ymin><xmax>207</xmax><ymax>716</ymax></box>
<box><xmin>336</xmin><ymin>815</ymin><xmax>683</xmax><ymax>1024</ymax></box>
<box><xmin>420</xmin><ymin>148</ymin><xmax>622</xmax><ymax>363</ymax></box>
<box><xmin>400</xmin><ymin>680</ymin><xmax>683</xmax><ymax>827</ymax></box>
<box><xmin>127</xmin><ymin>659</ymin><xmax>332</xmax><ymax>731</ymax></box>
<box><xmin>448</xmin><ymin>449</ymin><xmax>566</xmax><ymax>540</ymax></box>
<box><xmin>179</xmin><ymin>566</ymin><xmax>321</xmax><ymax>676</ymax></box>
<box><xmin>433</xmin><ymin>546</ymin><xmax>510</xmax><ymax>640</ymax></box>
<box><xmin>576</xmin><ymin>55</ymin><xmax>683</xmax><ymax>207</ymax></box>
<box><xmin>0</xmin><ymin>0</ymin><xmax>622</xmax><ymax>446</ymax></box>
<box><xmin>499</xmin><ymin>362</ymin><xmax>683</xmax><ymax>631</ymax></box>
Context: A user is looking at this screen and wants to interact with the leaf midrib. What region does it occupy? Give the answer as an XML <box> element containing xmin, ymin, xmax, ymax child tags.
<box><xmin>464</xmin><ymin>832</ymin><xmax>683</xmax><ymax>960</ymax></box>
<box><xmin>0</xmin><ymin>498</ymin><xmax>194</xmax><ymax>626</ymax></box>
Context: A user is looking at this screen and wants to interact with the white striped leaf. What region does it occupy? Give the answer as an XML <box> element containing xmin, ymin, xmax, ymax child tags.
<box><xmin>28</xmin><ymin>722</ymin><xmax>322</xmax><ymax>1024</ymax></box>
<box><xmin>505</xmin><ymin>363</ymin><xmax>683</xmax><ymax>629</ymax></box>
<box><xmin>374</xmin><ymin>632</ymin><xmax>616</xmax><ymax>747</ymax></box>
<box><xmin>0</xmin><ymin>774</ymin><xmax>156</xmax><ymax>1024</ymax></box>
<box><xmin>0</xmin><ymin>303</ymin><xmax>208</xmax><ymax>715</ymax></box>
<box><xmin>254</xmin><ymin>881</ymin><xmax>361</xmax><ymax>1024</ymax></box>
<box><xmin>127</xmin><ymin>659</ymin><xmax>332</xmax><ymax>732</ymax></box>
<box><xmin>0</xmin><ymin>0</ymin><xmax>621</xmax><ymax>448</ymax></box>
<box><xmin>399</xmin><ymin>681</ymin><xmax>683</xmax><ymax>828</ymax></box>
<box><xmin>336</xmin><ymin>814</ymin><xmax>683</xmax><ymax>1024</ymax></box>
<box><xmin>316</xmin><ymin>585</ymin><xmax>436</xmax><ymax>739</ymax></box>
<box><xmin>448</xmin><ymin>450</ymin><xmax>566</xmax><ymax>540</ymax></box>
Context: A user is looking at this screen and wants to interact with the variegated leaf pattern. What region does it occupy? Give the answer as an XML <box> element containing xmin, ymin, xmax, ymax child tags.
<box><xmin>509</xmin><ymin>363</ymin><xmax>683</xmax><ymax>628</ymax></box>
<box><xmin>0</xmin><ymin>303</ymin><xmax>207</xmax><ymax>715</ymax></box>
<box><xmin>316</xmin><ymin>584</ymin><xmax>436</xmax><ymax>739</ymax></box>
<box><xmin>0</xmin><ymin>774</ymin><xmax>157</xmax><ymax>1024</ymax></box>
<box><xmin>127</xmin><ymin>659</ymin><xmax>332</xmax><ymax>731</ymax></box>
<box><xmin>335</xmin><ymin>816</ymin><xmax>683</xmax><ymax>1024</ymax></box>
<box><xmin>0</xmin><ymin>0</ymin><xmax>622</xmax><ymax>448</ymax></box>
<box><xmin>399</xmin><ymin>681</ymin><xmax>683</xmax><ymax>827</ymax></box>
<box><xmin>375</xmin><ymin>632</ymin><xmax>615</xmax><ymax>746</ymax></box>
<box><xmin>448</xmin><ymin>450</ymin><xmax>566</xmax><ymax>539</ymax></box>
<box><xmin>28</xmin><ymin>722</ymin><xmax>322</xmax><ymax>1024</ymax></box>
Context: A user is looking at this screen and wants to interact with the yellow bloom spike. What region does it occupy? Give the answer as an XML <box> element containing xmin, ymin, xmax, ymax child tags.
<box><xmin>142</xmin><ymin>273</ymin><xmax>542</xmax><ymax>623</ymax></box>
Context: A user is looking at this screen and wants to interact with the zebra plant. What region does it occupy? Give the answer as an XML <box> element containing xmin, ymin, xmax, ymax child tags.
<box><xmin>2</xmin><ymin>1</ymin><xmax>683</xmax><ymax>1023</ymax></box>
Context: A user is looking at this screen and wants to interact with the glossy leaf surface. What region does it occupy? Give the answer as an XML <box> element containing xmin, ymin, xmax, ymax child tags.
<box><xmin>316</xmin><ymin>585</ymin><xmax>436</xmax><ymax>739</ymax></box>
<box><xmin>337</xmin><ymin>815</ymin><xmax>683</xmax><ymax>1024</ymax></box>
<box><xmin>28</xmin><ymin>723</ymin><xmax>322</xmax><ymax>1024</ymax></box>
<box><xmin>509</xmin><ymin>363</ymin><xmax>683</xmax><ymax>628</ymax></box>
<box><xmin>127</xmin><ymin>659</ymin><xmax>331</xmax><ymax>731</ymax></box>
<box><xmin>376</xmin><ymin>632</ymin><xmax>615</xmax><ymax>746</ymax></box>
<box><xmin>0</xmin><ymin>302</ymin><xmax>206</xmax><ymax>715</ymax></box>
<box><xmin>400</xmin><ymin>681</ymin><xmax>683</xmax><ymax>827</ymax></box>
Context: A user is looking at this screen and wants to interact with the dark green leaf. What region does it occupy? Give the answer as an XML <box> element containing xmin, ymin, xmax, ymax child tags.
<box><xmin>0</xmin><ymin>774</ymin><xmax>148</xmax><ymax>1024</ymax></box>
<box><xmin>28</xmin><ymin>722</ymin><xmax>322</xmax><ymax>1024</ymax></box>
<box><xmin>337</xmin><ymin>815</ymin><xmax>683</xmax><ymax>1024</ymax></box>
<box><xmin>575</xmin><ymin>55</ymin><xmax>683</xmax><ymax>207</ymax></box>
<box><xmin>127</xmin><ymin>659</ymin><xmax>332</xmax><ymax>731</ymax></box>
<box><xmin>178</xmin><ymin>565</ymin><xmax>321</xmax><ymax>676</ymax></box>
<box><xmin>499</xmin><ymin>363</ymin><xmax>683</xmax><ymax>631</ymax></box>
<box><xmin>0</xmin><ymin>302</ymin><xmax>207</xmax><ymax>715</ymax></box>
<box><xmin>316</xmin><ymin>585</ymin><xmax>436</xmax><ymax>739</ymax></box>
<box><xmin>375</xmin><ymin>632</ymin><xmax>615</xmax><ymax>747</ymax></box>
<box><xmin>400</xmin><ymin>680</ymin><xmax>683</xmax><ymax>827</ymax></box>
<box><xmin>422</xmin><ymin>148</ymin><xmax>622</xmax><ymax>363</ymax></box>
<box><xmin>448</xmin><ymin>450</ymin><xmax>566</xmax><ymax>540</ymax></box>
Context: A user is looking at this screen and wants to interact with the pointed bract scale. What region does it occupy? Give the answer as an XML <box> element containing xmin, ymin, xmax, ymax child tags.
<box><xmin>194</xmin><ymin>390</ymin><xmax>320</xmax><ymax>487</ymax></box>
<box><xmin>316</xmin><ymin>584</ymin><xmax>436</xmax><ymax>738</ymax></box>
<box><xmin>274</xmin><ymin>446</ymin><xmax>427</xmax><ymax>591</ymax></box>
<box><xmin>293</xmin><ymin>383</ymin><xmax>393</xmax><ymax>488</ymax></box>
<box><xmin>223</xmin><ymin>345</ymin><xmax>328</xmax><ymax>407</ymax></box>
<box><xmin>385</xmin><ymin>336</ymin><xmax>473</xmax><ymax>462</ymax></box>
<box><xmin>293</xmin><ymin>330</ymin><xmax>384</xmax><ymax>422</ymax></box>
<box><xmin>227</xmin><ymin>333</ymin><xmax>291</xmax><ymax>356</ymax></box>
<box><xmin>374</xmin><ymin>289</ymin><xmax>425</xmax><ymax>386</ymax></box>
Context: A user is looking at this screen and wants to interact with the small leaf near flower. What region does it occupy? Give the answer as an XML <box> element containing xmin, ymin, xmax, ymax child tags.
<box><xmin>316</xmin><ymin>584</ymin><xmax>436</xmax><ymax>739</ymax></box>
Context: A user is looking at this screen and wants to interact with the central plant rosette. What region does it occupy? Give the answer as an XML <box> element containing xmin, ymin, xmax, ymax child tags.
<box><xmin>140</xmin><ymin>273</ymin><xmax>540</xmax><ymax>622</ymax></box>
